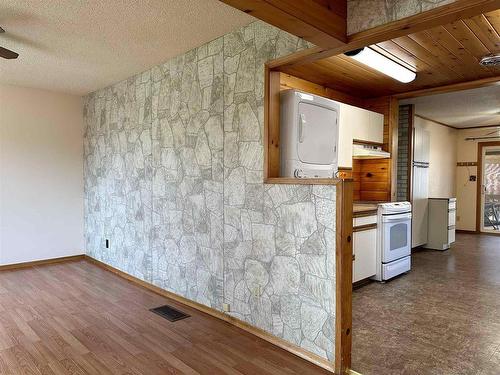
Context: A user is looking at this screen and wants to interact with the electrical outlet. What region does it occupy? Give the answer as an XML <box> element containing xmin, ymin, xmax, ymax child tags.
<box><xmin>222</xmin><ymin>303</ymin><xmax>230</xmax><ymax>312</ymax></box>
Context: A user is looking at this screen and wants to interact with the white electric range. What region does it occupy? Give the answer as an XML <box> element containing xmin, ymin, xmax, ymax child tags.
<box><xmin>373</xmin><ymin>202</ymin><xmax>412</xmax><ymax>281</ymax></box>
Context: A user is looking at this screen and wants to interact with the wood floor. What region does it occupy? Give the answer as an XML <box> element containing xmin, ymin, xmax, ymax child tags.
<box><xmin>352</xmin><ymin>234</ymin><xmax>500</xmax><ymax>375</ymax></box>
<box><xmin>0</xmin><ymin>260</ymin><xmax>331</xmax><ymax>375</ymax></box>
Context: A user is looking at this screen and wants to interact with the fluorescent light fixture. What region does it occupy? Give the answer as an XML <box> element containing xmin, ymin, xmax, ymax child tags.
<box><xmin>345</xmin><ymin>47</ymin><xmax>416</xmax><ymax>83</ymax></box>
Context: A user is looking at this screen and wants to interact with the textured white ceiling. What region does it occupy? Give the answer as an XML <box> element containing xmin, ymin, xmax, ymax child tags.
<box><xmin>0</xmin><ymin>0</ymin><xmax>253</xmax><ymax>95</ymax></box>
<box><xmin>401</xmin><ymin>85</ymin><xmax>500</xmax><ymax>128</ymax></box>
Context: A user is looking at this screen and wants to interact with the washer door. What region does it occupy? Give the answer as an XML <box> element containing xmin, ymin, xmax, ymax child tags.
<box><xmin>297</xmin><ymin>102</ymin><xmax>338</xmax><ymax>165</ymax></box>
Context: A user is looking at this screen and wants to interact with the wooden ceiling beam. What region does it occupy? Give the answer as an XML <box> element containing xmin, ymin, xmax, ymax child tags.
<box><xmin>268</xmin><ymin>0</ymin><xmax>500</xmax><ymax>69</ymax></box>
<box><xmin>219</xmin><ymin>0</ymin><xmax>347</xmax><ymax>48</ymax></box>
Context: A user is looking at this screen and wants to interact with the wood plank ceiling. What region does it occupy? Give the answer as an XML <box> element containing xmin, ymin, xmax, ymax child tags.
<box><xmin>278</xmin><ymin>10</ymin><xmax>500</xmax><ymax>98</ymax></box>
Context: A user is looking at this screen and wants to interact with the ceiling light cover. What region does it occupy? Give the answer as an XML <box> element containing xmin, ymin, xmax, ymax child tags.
<box><xmin>480</xmin><ymin>53</ymin><xmax>500</xmax><ymax>67</ymax></box>
<box><xmin>346</xmin><ymin>47</ymin><xmax>416</xmax><ymax>83</ymax></box>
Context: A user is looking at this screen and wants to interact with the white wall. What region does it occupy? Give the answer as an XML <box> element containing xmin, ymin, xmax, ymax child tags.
<box><xmin>414</xmin><ymin>116</ymin><xmax>457</xmax><ymax>198</ymax></box>
<box><xmin>0</xmin><ymin>84</ymin><xmax>84</xmax><ymax>265</ymax></box>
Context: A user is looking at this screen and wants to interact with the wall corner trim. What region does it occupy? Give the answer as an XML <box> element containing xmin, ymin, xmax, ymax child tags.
<box><xmin>0</xmin><ymin>254</ymin><xmax>86</xmax><ymax>271</ymax></box>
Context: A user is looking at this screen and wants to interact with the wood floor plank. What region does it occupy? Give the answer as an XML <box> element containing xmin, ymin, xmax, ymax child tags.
<box><xmin>0</xmin><ymin>260</ymin><xmax>331</xmax><ymax>375</ymax></box>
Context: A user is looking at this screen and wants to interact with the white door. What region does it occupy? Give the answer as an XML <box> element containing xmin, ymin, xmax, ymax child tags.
<box><xmin>412</xmin><ymin>165</ymin><xmax>429</xmax><ymax>247</ymax></box>
<box><xmin>297</xmin><ymin>102</ymin><xmax>338</xmax><ymax>165</ymax></box>
<box><xmin>480</xmin><ymin>145</ymin><xmax>500</xmax><ymax>233</ymax></box>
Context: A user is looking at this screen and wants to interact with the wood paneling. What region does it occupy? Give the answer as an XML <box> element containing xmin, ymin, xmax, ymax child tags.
<box><xmin>357</xmin><ymin>159</ymin><xmax>392</xmax><ymax>202</ymax></box>
<box><xmin>352</xmin><ymin>159</ymin><xmax>391</xmax><ymax>202</ymax></box>
<box><xmin>219</xmin><ymin>0</ymin><xmax>346</xmax><ymax>48</ymax></box>
<box><xmin>268</xmin><ymin>0</ymin><xmax>500</xmax><ymax>69</ymax></box>
<box><xmin>352</xmin><ymin>159</ymin><xmax>362</xmax><ymax>201</ymax></box>
<box><xmin>279</xmin><ymin>72</ymin><xmax>365</xmax><ymax>107</ymax></box>
<box><xmin>278</xmin><ymin>9</ymin><xmax>500</xmax><ymax>99</ymax></box>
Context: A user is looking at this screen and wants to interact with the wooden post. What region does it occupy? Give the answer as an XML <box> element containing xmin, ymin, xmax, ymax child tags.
<box><xmin>264</xmin><ymin>66</ymin><xmax>282</xmax><ymax>179</ymax></box>
<box><xmin>335</xmin><ymin>179</ymin><xmax>353</xmax><ymax>374</ymax></box>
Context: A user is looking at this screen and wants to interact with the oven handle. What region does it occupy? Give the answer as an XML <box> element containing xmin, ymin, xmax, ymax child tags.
<box><xmin>383</xmin><ymin>215</ymin><xmax>411</xmax><ymax>223</ymax></box>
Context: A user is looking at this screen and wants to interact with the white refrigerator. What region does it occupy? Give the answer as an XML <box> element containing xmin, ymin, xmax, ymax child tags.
<box><xmin>411</xmin><ymin>127</ymin><xmax>430</xmax><ymax>248</ymax></box>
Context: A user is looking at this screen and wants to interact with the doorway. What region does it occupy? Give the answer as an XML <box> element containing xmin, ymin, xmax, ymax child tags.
<box><xmin>478</xmin><ymin>142</ymin><xmax>500</xmax><ymax>233</ymax></box>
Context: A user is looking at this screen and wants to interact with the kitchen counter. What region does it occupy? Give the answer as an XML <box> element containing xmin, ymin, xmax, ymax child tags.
<box><xmin>353</xmin><ymin>203</ymin><xmax>378</xmax><ymax>217</ymax></box>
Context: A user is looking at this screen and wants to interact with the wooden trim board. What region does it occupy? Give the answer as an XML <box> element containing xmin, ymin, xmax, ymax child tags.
<box><xmin>264</xmin><ymin>67</ymin><xmax>281</xmax><ymax>178</ymax></box>
<box><xmin>394</xmin><ymin>76</ymin><xmax>500</xmax><ymax>100</ymax></box>
<box><xmin>414</xmin><ymin>114</ymin><xmax>456</xmax><ymax>129</ymax></box>
<box><xmin>457</xmin><ymin>162</ymin><xmax>478</xmax><ymax>167</ymax></box>
<box><xmin>352</xmin><ymin>139</ymin><xmax>384</xmax><ymax>146</ymax></box>
<box><xmin>264</xmin><ymin>177</ymin><xmax>345</xmax><ymax>185</ymax></box>
<box><xmin>353</xmin><ymin>210</ymin><xmax>378</xmax><ymax>218</ymax></box>
<box><xmin>84</xmin><ymin>255</ymin><xmax>336</xmax><ymax>373</ymax></box>
<box><xmin>0</xmin><ymin>254</ymin><xmax>85</xmax><ymax>271</ymax></box>
<box><xmin>353</xmin><ymin>223</ymin><xmax>377</xmax><ymax>232</ymax></box>
<box><xmin>460</xmin><ymin>124</ymin><xmax>500</xmax><ymax>130</ymax></box>
<box><xmin>219</xmin><ymin>0</ymin><xmax>347</xmax><ymax>49</ymax></box>
<box><xmin>335</xmin><ymin>179</ymin><xmax>354</xmax><ymax>374</ymax></box>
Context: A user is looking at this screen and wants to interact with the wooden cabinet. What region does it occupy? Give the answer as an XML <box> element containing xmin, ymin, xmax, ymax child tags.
<box><xmin>338</xmin><ymin>103</ymin><xmax>384</xmax><ymax>168</ymax></box>
<box><xmin>352</xmin><ymin>214</ymin><xmax>377</xmax><ymax>283</ymax></box>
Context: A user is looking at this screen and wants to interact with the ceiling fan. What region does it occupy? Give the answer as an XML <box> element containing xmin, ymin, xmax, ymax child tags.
<box><xmin>0</xmin><ymin>27</ymin><xmax>19</xmax><ymax>59</ymax></box>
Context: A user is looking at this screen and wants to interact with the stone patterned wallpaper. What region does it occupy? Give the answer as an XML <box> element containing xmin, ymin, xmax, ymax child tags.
<box><xmin>84</xmin><ymin>75</ymin><xmax>153</xmax><ymax>282</ymax></box>
<box><xmin>84</xmin><ymin>21</ymin><xmax>337</xmax><ymax>361</ymax></box>
<box><xmin>347</xmin><ymin>0</ymin><xmax>457</xmax><ymax>34</ymax></box>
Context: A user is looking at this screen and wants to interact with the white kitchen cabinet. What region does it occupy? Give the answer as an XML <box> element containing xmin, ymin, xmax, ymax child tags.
<box><xmin>338</xmin><ymin>103</ymin><xmax>384</xmax><ymax>168</ymax></box>
<box><xmin>353</xmin><ymin>215</ymin><xmax>377</xmax><ymax>283</ymax></box>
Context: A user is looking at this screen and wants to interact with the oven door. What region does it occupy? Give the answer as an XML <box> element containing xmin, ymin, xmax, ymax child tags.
<box><xmin>382</xmin><ymin>213</ymin><xmax>412</xmax><ymax>263</ymax></box>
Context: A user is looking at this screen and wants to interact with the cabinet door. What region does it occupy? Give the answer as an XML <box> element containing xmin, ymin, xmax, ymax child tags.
<box><xmin>368</xmin><ymin>111</ymin><xmax>384</xmax><ymax>144</ymax></box>
<box><xmin>353</xmin><ymin>228</ymin><xmax>377</xmax><ymax>282</ymax></box>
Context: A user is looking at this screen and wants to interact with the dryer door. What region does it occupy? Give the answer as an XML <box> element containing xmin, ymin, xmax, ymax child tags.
<box><xmin>297</xmin><ymin>102</ymin><xmax>338</xmax><ymax>165</ymax></box>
